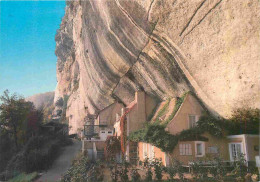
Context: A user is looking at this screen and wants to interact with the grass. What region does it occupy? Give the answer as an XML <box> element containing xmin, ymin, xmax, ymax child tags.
<box><xmin>8</xmin><ymin>172</ymin><xmax>38</xmax><ymax>182</ymax></box>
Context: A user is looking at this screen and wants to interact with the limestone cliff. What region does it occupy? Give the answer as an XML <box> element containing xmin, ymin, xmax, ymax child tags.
<box><xmin>26</xmin><ymin>92</ymin><xmax>54</xmax><ymax>110</ymax></box>
<box><xmin>26</xmin><ymin>92</ymin><xmax>55</xmax><ymax>122</ymax></box>
<box><xmin>54</xmin><ymin>0</ymin><xmax>260</xmax><ymax>134</ymax></box>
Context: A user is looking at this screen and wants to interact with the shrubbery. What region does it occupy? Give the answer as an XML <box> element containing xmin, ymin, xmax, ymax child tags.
<box><xmin>0</xmin><ymin>131</ymin><xmax>15</xmax><ymax>173</ymax></box>
<box><xmin>60</xmin><ymin>153</ymin><xmax>104</xmax><ymax>182</ymax></box>
<box><xmin>208</xmin><ymin>156</ymin><xmax>228</xmax><ymax>180</ymax></box>
<box><xmin>226</xmin><ymin>108</ymin><xmax>259</xmax><ymax>135</ymax></box>
<box><xmin>152</xmin><ymin>158</ymin><xmax>164</xmax><ymax>181</ymax></box>
<box><xmin>118</xmin><ymin>160</ymin><xmax>130</xmax><ymax>182</ymax></box>
<box><xmin>6</xmin><ymin>136</ymin><xmax>61</xmax><ymax>174</ymax></box>
<box><xmin>61</xmin><ymin>153</ymin><xmax>90</xmax><ymax>182</ymax></box>
<box><xmin>143</xmin><ymin>158</ymin><xmax>153</xmax><ymax>182</ymax></box>
<box><xmin>188</xmin><ymin>154</ymin><xmax>258</xmax><ymax>182</ymax></box>
<box><xmin>130</xmin><ymin>168</ymin><xmax>141</xmax><ymax>182</ymax></box>
<box><xmin>3</xmin><ymin>131</ymin><xmax>72</xmax><ymax>180</ymax></box>
<box><xmin>105</xmin><ymin>136</ymin><xmax>121</xmax><ymax>160</ymax></box>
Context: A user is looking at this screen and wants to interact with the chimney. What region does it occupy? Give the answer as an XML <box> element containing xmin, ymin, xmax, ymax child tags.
<box><xmin>135</xmin><ymin>91</ymin><xmax>146</xmax><ymax>122</ymax></box>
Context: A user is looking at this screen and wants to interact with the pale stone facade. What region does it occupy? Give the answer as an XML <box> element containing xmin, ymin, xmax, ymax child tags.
<box><xmin>113</xmin><ymin>91</ymin><xmax>157</xmax><ymax>163</ymax></box>
<box><xmin>138</xmin><ymin>93</ymin><xmax>259</xmax><ymax>166</ymax></box>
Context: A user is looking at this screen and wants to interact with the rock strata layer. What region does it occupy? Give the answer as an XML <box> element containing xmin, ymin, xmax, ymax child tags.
<box><xmin>54</xmin><ymin>0</ymin><xmax>260</xmax><ymax>134</ymax></box>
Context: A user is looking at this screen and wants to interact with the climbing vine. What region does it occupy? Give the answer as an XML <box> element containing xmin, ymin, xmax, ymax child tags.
<box><xmin>130</xmin><ymin>107</ymin><xmax>260</xmax><ymax>153</ymax></box>
<box><xmin>129</xmin><ymin>113</ymin><xmax>224</xmax><ymax>152</ymax></box>
<box><xmin>104</xmin><ymin>136</ymin><xmax>121</xmax><ymax>160</ymax></box>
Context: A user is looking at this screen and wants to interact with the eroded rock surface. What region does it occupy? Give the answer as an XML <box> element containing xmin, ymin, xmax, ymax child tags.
<box><xmin>54</xmin><ymin>0</ymin><xmax>260</xmax><ymax>134</ymax></box>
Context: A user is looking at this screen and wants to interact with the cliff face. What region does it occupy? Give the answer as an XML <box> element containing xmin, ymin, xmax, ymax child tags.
<box><xmin>26</xmin><ymin>92</ymin><xmax>55</xmax><ymax>122</ymax></box>
<box><xmin>54</xmin><ymin>0</ymin><xmax>260</xmax><ymax>134</ymax></box>
<box><xmin>26</xmin><ymin>92</ymin><xmax>54</xmax><ymax>110</ymax></box>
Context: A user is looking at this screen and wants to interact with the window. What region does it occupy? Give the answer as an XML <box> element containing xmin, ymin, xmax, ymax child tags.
<box><xmin>208</xmin><ymin>146</ymin><xmax>218</xmax><ymax>154</ymax></box>
<box><xmin>143</xmin><ymin>143</ymin><xmax>148</xmax><ymax>158</ymax></box>
<box><xmin>197</xmin><ymin>144</ymin><xmax>202</xmax><ymax>155</ymax></box>
<box><xmin>189</xmin><ymin>115</ymin><xmax>197</xmax><ymax>128</ymax></box>
<box><xmin>148</xmin><ymin>144</ymin><xmax>155</xmax><ymax>159</ymax></box>
<box><xmin>108</xmin><ymin>131</ymin><xmax>112</xmax><ymax>134</ymax></box>
<box><xmin>101</xmin><ymin>131</ymin><xmax>105</xmax><ymax>134</ymax></box>
<box><xmin>229</xmin><ymin>143</ymin><xmax>242</xmax><ymax>161</ymax></box>
<box><xmin>179</xmin><ymin>144</ymin><xmax>192</xmax><ymax>155</ymax></box>
<box><xmin>195</xmin><ymin>141</ymin><xmax>205</xmax><ymax>157</ymax></box>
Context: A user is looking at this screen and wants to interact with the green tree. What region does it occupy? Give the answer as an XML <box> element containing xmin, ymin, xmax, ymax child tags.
<box><xmin>227</xmin><ymin>108</ymin><xmax>259</xmax><ymax>135</ymax></box>
<box><xmin>0</xmin><ymin>90</ymin><xmax>35</xmax><ymax>150</ymax></box>
<box><xmin>26</xmin><ymin>109</ymin><xmax>43</xmax><ymax>139</ymax></box>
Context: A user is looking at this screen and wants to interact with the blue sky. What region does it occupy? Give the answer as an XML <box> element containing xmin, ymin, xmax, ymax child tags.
<box><xmin>0</xmin><ymin>1</ymin><xmax>65</xmax><ymax>97</ymax></box>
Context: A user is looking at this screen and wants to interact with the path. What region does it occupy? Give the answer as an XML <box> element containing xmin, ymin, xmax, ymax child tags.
<box><xmin>36</xmin><ymin>139</ymin><xmax>81</xmax><ymax>182</ymax></box>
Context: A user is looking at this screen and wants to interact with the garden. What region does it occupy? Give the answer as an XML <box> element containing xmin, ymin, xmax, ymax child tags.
<box><xmin>60</xmin><ymin>135</ymin><xmax>259</xmax><ymax>182</ymax></box>
<box><xmin>59</xmin><ymin>153</ymin><xmax>259</xmax><ymax>182</ymax></box>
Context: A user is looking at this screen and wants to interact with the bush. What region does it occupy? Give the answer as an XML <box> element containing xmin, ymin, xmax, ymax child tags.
<box><xmin>231</xmin><ymin>153</ymin><xmax>248</xmax><ymax>178</ymax></box>
<box><xmin>105</xmin><ymin>136</ymin><xmax>121</xmax><ymax>160</ymax></box>
<box><xmin>5</xmin><ymin>152</ymin><xmax>26</xmax><ymax>179</ymax></box>
<box><xmin>57</xmin><ymin>134</ymin><xmax>73</xmax><ymax>146</ymax></box>
<box><xmin>6</xmin><ymin>136</ymin><xmax>62</xmax><ymax>176</ymax></box>
<box><xmin>87</xmin><ymin>163</ymin><xmax>104</xmax><ymax>182</ymax></box>
<box><xmin>61</xmin><ymin>153</ymin><xmax>91</xmax><ymax>182</ymax></box>
<box><xmin>109</xmin><ymin>159</ymin><xmax>120</xmax><ymax>182</ymax></box>
<box><xmin>24</xmin><ymin>139</ymin><xmax>61</xmax><ymax>172</ymax></box>
<box><xmin>130</xmin><ymin>168</ymin><xmax>141</xmax><ymax>182</ymax></box>
<box><xmin>208</xmin><ymin>156</ymin><xmax>228</xmax><ymax>181</ymax></box>
<box><xmin>226</xmin><ymin>108</ymin><xmax>259</xmax><ymax>135</ymax></box>
<box><xmin>152</xmin><ymin>158</ymin><xmax>164</xmax><ymax>181</ymax></box>
<box><xmin>172</xmin><ymin>159</ymin><xmax>185</xmax><ymax>182</ymax></box>
<box><xmin>143</xmin><ymin>158</ymin><xmax>153</xmax><ymax>182</ymax></box>
<box><xmin>0</xmin><ymin>133</ymin><xmax>15</xmax><ymax>173</ymax></box>
<box><xmin>55</xmin><ymin>98</ymin><xmax>64</xmax><ymax>107</ymax></box>
<box><xmin>119</xmin><ymin>160</ymin><xmax>130</xmax><ymax>182</ymax></box>
<box><xmin>165</xmin><ymin>158</ymin><xmax>177</xmax><ymax>181</ymax></box>
<box><xmin>190</xmin><ymin>160</ymin><xmax>209</xmax><ymax>180</ymax></box>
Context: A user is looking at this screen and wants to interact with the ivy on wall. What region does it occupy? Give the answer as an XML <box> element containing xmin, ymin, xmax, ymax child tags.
<box><xmin>128</xmin><ymin>123</ymin><xmax>178</xmax><ymax>152</ymax></box>
<box><xmin>129</xmin><ymin>113</ymin><xmax>224</xmax><ymax>152</ymax></box>
<box><xmin>129</xmin><ymin>108</ymin><xmax>260</xmax><ymax>152</ymax></box>
<box><xmin>130</xmin><ymin>90</ymin><xmax>259</xmax><ymax>153</ymax></box>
